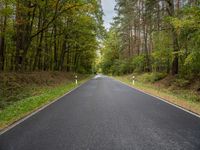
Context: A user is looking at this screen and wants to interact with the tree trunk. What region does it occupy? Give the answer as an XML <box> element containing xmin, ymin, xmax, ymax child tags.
<box><xmin>53</xmin><ymin>24</ymin><xmax>58</xmax><ymax>70</ymax></box>
<box><xmin>0</xmin><ymin>14</ymin><xmax>6</xmax><ymax>71</ymax></box>
<box><xmin>171</xmin><ymin>29</ymin><xmax>179</xmax><ymax>75</ymax></box>
<box><xmin>59</xmin><ymin>35</ymin><xmax>68</xmax><ymax>71</ymax></box>
<box><xmin>15</xmin><ymin>0</ymin><xmax>35</xmax><ymax>71</ymax></box>
<box><xmin>166</xmin><ymin>0</ymin><xmax>180</xmax><ymax>75</ymax></box>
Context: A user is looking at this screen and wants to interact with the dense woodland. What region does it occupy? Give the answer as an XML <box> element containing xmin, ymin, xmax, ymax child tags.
<box><xmin>0</xmin><ymin>0</ymin><xmax>104</xmax><ymax>73</ymax></box>
<box><xmin>1</xmin><ymin>0</ymin><xmax>200</xmax><ymax>78</ymax></box>
<box><xmin>101</xmin><ymin>0</ymin><xmax>200</xmax><ymax>79</ymax></box>
<box><xmin>1</xmin><ymin>0</ymin><xmax>200</xmax><ymax>130</ymax></box>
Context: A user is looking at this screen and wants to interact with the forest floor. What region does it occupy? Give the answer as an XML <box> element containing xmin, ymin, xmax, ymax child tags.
<box><xmin>114</xmin><ymin>73</ymin><xmax>200</xmax><ymax>116</ymax></box>
<box><xmin>0</xmin><ymin>72</ymin><xmax>91</xmax><ymax>131</ymax></box>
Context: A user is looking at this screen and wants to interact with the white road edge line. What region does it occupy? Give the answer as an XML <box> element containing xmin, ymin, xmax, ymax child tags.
<box><xmin>111</xmin><ymin>77</ymin><xmax>200</xmax><ymax>119</ymax></box>
<box><xmin>1</xmin><ymin>76</ymin><xmax>199</xmax><ymax>136</ymax></box>
<box><xmin>0</xmin><ymin>79</ymin><xmax>92</xmax><ymax>136</ymax></box>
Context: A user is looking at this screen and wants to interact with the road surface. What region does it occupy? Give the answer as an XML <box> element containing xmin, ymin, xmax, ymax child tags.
<box><xmin>0</xmin><ymin>75</ymin><xmax>200</xmax><ymax>150</ymax></box>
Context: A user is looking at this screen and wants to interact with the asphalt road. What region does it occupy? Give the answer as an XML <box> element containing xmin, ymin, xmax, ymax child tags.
<box><xmin>0</xmin><ymin>75</ymin><xmax>200</xmax><ymax>150</ymax></box>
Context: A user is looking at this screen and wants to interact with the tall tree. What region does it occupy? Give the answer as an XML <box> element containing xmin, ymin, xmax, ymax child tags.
<box><xmin>0</xmin><ymin>0</ymin><xmax>104</xmax><ymax>73</ymax></box>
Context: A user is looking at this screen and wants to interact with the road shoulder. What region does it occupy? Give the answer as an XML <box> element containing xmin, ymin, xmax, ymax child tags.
<box><xmin>0</xmin><ymin>77</ymin><xmax>91</xmax><ymax>134</ymax></box>
<box><xmin>112</xmin><ymin>76</ymin><xmax>200</xmax><ymax>118</ymax></box>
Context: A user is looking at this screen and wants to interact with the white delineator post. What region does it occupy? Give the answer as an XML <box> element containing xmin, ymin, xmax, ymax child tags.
<box><xmin>132</xmin><ymin>76</ymin><xmax>135</xmax><ymax>85</ymax></box>
<box><xmin>75</xmin><ymin>75</ymin><xmax>78</xmax><ymax>85</ymax></box>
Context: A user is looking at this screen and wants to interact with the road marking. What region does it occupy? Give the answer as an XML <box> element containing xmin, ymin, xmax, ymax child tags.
<box><xmin>111</xmin><ymin>77</ymin><xmax>200</xmax><ymax>119</ymax></box>
<box><xmin>1</xmin><ymin>76</ymin><xmax>199</xmax><ymax>136</ymax></box>
<box><xmin>0</xmin><ymin>79</ymin><xmax>91</xmax><ymax>136</ymax></box>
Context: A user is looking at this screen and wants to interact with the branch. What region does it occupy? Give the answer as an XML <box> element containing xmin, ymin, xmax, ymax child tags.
<box><xmin>31</xmin><ymin>2</ymin><xmax>86</xmax><ymax>39</ymax></box>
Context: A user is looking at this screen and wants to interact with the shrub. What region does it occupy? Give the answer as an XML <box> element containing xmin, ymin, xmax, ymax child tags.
<box><xmin>138</xmin><ymin>72</ymin><xmax>167</xmax><ymax>83</ymax></box>
<box><xmin>174</xmin><ymin>78</ymin><xmax>190</xmax><ymax>87</ymax></box>
<box><xmin>131</xmin><ymin>55</ymin><xmax>146</xmax><ymax>72</ymax></box>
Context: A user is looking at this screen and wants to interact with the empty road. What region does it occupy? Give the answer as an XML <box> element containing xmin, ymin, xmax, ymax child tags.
<box><xmin>0</xmin><ymin>75</ymin><xmax>200</xmax><ymax>150</ymax></box>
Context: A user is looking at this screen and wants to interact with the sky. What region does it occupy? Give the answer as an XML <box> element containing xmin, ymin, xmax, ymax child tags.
<box><xmin>101</xmin><ymin>0</ymin><xmax>116</xmax><ymax>30</ymax></box>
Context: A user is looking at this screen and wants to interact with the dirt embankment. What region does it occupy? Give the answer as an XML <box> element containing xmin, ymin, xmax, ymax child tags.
<box><xmin>115</xmin><ymin>73</ymin><xmax>200</xmax><ymax>115</ymax></box>
<box><xmin>0</xmin><ymin>72</ymin><xmax>87</xmax><ymax>109</ymax></box>
<box><xmin>154</xmin><ymin>75</ymin><xmax>200</xmax><ymax>95</ymax></box>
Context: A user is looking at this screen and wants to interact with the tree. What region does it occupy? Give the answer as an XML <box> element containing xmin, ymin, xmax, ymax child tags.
<box><xmin>101</xmin><ymin>0</ymin><xmax>200</xmax><ymax>78</ymax></box>
<box><xmin>0</xmin><ymin>0</ymin><xmax>104</xmax><ymax>73</ymax></box>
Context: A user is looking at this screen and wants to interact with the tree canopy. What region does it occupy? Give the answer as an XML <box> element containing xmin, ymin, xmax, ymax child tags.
<box><xmin>0</xmin><ymin>0</ymin><xmax>104</xmax><ymax>73</ymax></box>
<box><xmin>101</xmin><ymin>0</ymin><xmax>200</xmax><ymax>78</ymax></box>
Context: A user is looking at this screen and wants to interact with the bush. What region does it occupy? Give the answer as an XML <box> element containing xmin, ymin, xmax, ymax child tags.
<box><xmin>151</xmin><ymin>72</ymin><xmax>167</xmax><ymax>82</ymax></box>
<box><xmin>138</xmin><ymin>72</ymin><xmax>167</xmax><ymax>83</ymax></box>
<box><xmin>174</xmin><ymin>78</ymin><xmax>190</xmax><ymax>87</ymax></box>
<box><xmin>131</xmin><ymin>55</ymin><xmax>146</xmax><ymax>72</ymax></box>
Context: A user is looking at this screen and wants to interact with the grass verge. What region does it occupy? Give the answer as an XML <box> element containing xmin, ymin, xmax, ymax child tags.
<box><xmin>0</xmin><ymin>76</ymin><xmax>90</xmax><ymax>131</ymax></box>
<box><xmin>114</xmin><ymin>75</ymin><xmax>200</xmax><ymax>116</ymax></box>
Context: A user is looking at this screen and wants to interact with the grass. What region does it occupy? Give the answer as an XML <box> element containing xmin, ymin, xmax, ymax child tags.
<box><xmin>114</xmin><ymin>75</ymin><xmax>200</xmax><ymax>116</ymax></box>
<box><xmin>0</xmin><ymin>77</ymin><xmax>90</xmax><ymax>131</ymax></box>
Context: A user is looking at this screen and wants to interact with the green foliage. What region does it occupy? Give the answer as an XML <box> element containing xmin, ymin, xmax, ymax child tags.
<box><xmin>131</xmin><ymin>55</ymin><xmax>146</xmax><ymax>72</ymax></box>
<box><xmin>101</xmin><ymin>2</ymin><xmax>200</xmax><ymax>81</ymax></box>
<box><xmin>0</xmin><ymin>0</ymin><xmax>104</xmax><ymax>72</ymax></box>
<box><xmin>184</xmin><ymin>51</ymin><xmax>200</xmax><ymax>74</ymax></box>
<box><xmin>111</xmin><ymin>59</ymin><xmax>132</xmax><ymax>75</ymax></box>
<box><xmin>138</xmin><ymin>72</ymin><xmax>167</xmax><ymax>83</ymax></box>
<box><xmin>169</xmin><ymin>6</ymin><xmax>200</xmax><ymax>77</ymax></box>
<box><xmin>174</xmin><ymin>78</ymin><xmax>190</xmax><ymax>88</ymax></box>
<box><xmin>170</xmin><ymin>6</ymin><xmax>200</xmax><ymax>30</ymax></box>
<box><xmin>151</xmin><ymin>31</ymin><xmax>172</xmax><ymax>72</ymax></box>
<box><xmin>100</xmin><ymin>27</ymin><xmax>121</xmax><ymax>74</ymax></box>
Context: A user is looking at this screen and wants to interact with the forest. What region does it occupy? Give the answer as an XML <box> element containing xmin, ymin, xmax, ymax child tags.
<box><xmin>1</xmin><ymin>0</ymin><xmax>200</xmax><ymax>147</ymax></box>
<box><xmin>0</xmin><ymin>0</ymin><xmax>104</xmax><ymax>73</ymax></box>
<box><xmin>101</xmin><ymin>0</ymin><xmax>200</xmax><ymax>79</ymax></box>
<box><xmin>1</xmin><ymin>0</ymin><xmax>199</xmax><ymax>77</ymax></box>
<box><xmin>0</xmin><ymin>0</ymin><xmax>200</xmax><ymax>134</ymax></box>
<box><xmin>0</xmin><ymin>0</ymin><xmax>105</xmax><ymax>129</ymax></box>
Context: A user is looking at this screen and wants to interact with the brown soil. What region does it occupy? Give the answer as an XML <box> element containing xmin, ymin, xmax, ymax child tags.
<box><xmin>0</xmin><ymin>72</ymin><xmax>87</xmax><ymax>109</ymax></box>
